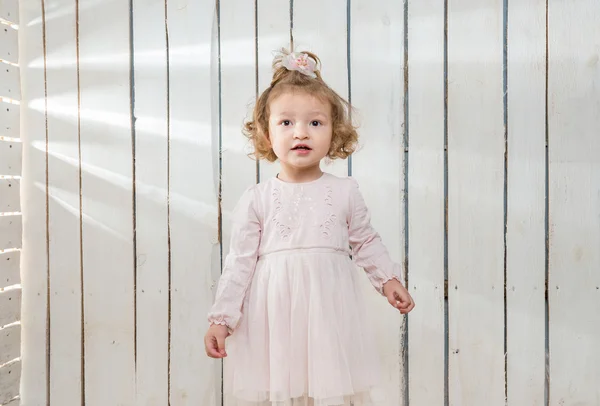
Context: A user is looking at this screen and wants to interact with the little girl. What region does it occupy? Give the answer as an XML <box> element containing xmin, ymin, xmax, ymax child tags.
<box><xmin>205</xmin><ymin>49</ymin><xmax>415</xmax><ymax>406</ymax></box>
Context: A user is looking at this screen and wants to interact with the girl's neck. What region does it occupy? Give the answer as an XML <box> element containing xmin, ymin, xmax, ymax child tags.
<box><xmin>277</xmin><ymin>163</ymin><xmax>323</xmax><ymax>184</ymax></box>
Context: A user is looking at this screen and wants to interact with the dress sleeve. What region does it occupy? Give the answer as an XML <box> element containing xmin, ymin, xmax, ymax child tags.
<box><xmin>347</xmin><ymin>177</ymin><xmax>404</xmax><ymax>295</ymax></box>
<box><xmin>207</xmin><ymin>185</ymin><xmax>261</xmax><ymax>332</ymax></box>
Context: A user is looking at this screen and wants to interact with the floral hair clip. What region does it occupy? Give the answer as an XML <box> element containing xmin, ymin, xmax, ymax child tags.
<box><xmin>273</xmin><ymin>48</ymin><xmax>318</xmax><ymax>78</ymax></box>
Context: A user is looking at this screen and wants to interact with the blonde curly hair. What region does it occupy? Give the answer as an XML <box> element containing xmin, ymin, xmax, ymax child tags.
<box><xmin>243</xmin><ymin>50</ymin><xmax>358</xmax><ymax>162</ymax></box>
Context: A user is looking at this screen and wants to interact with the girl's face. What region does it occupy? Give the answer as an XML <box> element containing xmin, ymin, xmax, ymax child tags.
<box><xmin>267</xmin><ymin>91</ymin><xmax>333</xmax><ymax>174</ymax></box>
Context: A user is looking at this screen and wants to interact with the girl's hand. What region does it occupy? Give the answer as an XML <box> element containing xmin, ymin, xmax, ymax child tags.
<box><xmin>383</xmin><ymin>279</ymin><xmax>415</xmax><ymax>314</ymax></box>
<box><xmin>204</xmin><ymin>324</ymin><xmax>230</xmax><ymax>358</ymax></box>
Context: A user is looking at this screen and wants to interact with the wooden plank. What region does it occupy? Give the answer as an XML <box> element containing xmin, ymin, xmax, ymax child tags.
<box><xmin>447</xmin><ymin>0</ymin><xmax>505</xmax><ymax>404</ymax></box>
<box><xmin>506</xmin><ymin>1</ymin><xmax>546</xmax><ymax>405</ymax></box>
<box><xmin>257</xmin><ymin>0</ymin><xmax>289</xmax><ymax>182</ymax></box>
<box><xmin>350</xmin><ymin>1</ymin><xmax>405</xmax><ymax>404</ymax></box>
<box><xmin>78</xmin><ymin>0</ymin><xmax>135</xmax><ymax>403</ymax></box>
<box><xmin>132</xmin><ymin>0</ymin><xmax>169</xmax><ymax>404</ymax></box>
<box><xmin>0</xmin><ymin>101</ymin><xmax>20</xmax><ymax>138</ymax></box>
<box><xmin>0</xmin><ymin>0</ymin><xmax>18</xmax><ymax>23</ymax></box>
<box><xmin>0</xmin><ymin>178</ymin><xmax>19</xmax><ymax>212</ymax></box>
<box><xmin>219</xmin><ymin>3</ymin><xmax>257</xmax><ymax>405</ymax></box>
<box><xmin>43</xmin><ymin>1</ymin><xmax>82</xmax><ymax>404</ymax></box>
<box><xmin>0</xmin><ymin>324</ymin><xmax>20</xmax><ymax>365</ymax></box>
<box><xmin>0</xmin><ymin>215</ymin><xmax>21</xmax><ymax>250</ymax></box>
<box><xmin>407</xmin><ymin>0</ymin><xmax>446</xmax><ymax>404</ymax></box>
<box><xmin>293</xmin><ymin>0</ymin><xmax>348</xmax><ymax>178</ymax></box>
<box><xmin>167</xmin><ymin>1</ymin><xmax>219</xmax><ymax>405</ymax></box>
<box><xmin>0</xmin><ymin>141</ymin><xmax>22</xmax><ymax>176</ymax></box>
<box><xmin>0</xmin><ymin>289</ymin><xmax>21</xmax><ymax>327</ymax></box>
<box><xmin>0</xmin><ymin>25</ymin><xmax>18</xmax><ymax>64</ymax></box>
<box><xmin>0</xmin><ymin>63</ymin><xmax>20</xmax><ymax>100</ymax></box>
<box><xmin>0</xmin><ymin>360</ymin><xmax>21</xmax><ymax>404</ymax></box>
<box><xmin>0</xmin><ymin>251</ymin><xmax>20</xmax><ymax>289</ymax></box>
<box><xmin>548</xmin><ymin>1</ymin><xmax>600</xmax><ymax>404</ymax></box>
<box><xmin>18</xmin><ymin>1</ymin><xmax>49</xmax><ymax>403</ymax></box>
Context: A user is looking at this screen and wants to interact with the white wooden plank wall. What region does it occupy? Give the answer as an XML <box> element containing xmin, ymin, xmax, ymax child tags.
<box><xmin>548</xmin><ymin>1</ymin><xmax>600</xmax><ymax>404</ymax></box>
<box><xmin>506</xmin><ymin>1</ymin><xmax>546</xmax><ymax>405</ymax></box>
<box><xmin>13</xmin><ymin>0</ymin><xmax>600</xmax><ymax>405</ymax></box>
<box><xmin>407</xmin><ymin>1</ymin><xmax>445</xmax><ymax>405</ymax></box>
<box><xmin>0</xmin><ymin>1</ymin><xmax>21</xmax><ymax>405</ymax></box>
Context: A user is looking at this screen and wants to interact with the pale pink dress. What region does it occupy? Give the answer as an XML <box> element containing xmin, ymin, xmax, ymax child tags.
<box><xmin>208</xmin><ymin>173</ymin><xmax>403</xmax><ymax>406</ymax></box>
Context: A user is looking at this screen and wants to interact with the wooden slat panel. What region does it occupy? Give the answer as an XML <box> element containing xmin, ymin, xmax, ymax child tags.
<box><xmin>43</xmin><ymin>1</ymin><xmax>82</xmax><ymax>404</ymax></box>
<box><xmin>167</xmin><ymin>1</ymin><xmax>219</xmax><ymax>405</ymax></box>
<box><xmin>132</xmin><ymin>0</ymin><xmax>169</xmax><ymax>404</ymax></box>
<box><xmin>78</xmin><ymin>0</ymin><xmax>135</xmax><ymax>403</ymax></box>
<box><xmin>350</xmin><ymin>0</ymin><xmax>405</xmax><ymax>404</ymax></box>
<box><xmin>18</xmin><ymin>1</ymin><xmax>49</xmax><ymax>403</ymax></box>
<box><xmin>0</xmin><ymin>360</ymin><xmax>21</xmax><ymax>405</ymax></box>
<box><xmin>0</xmin><ymin>0</ymin><xmax>19</xmax><ymax>23</ymax></box>
<box><xmin>293</xmin><ymin>0</ymin><xmax>348</xmax><ymax>178</ymax></box>
<box><xmin>0</xmin><ymin>25</ymin><xmax>18</xmax><ymax>64</ymax></box>
<box><xmin>0</xmin><ymin>289</ymin><xmax>21</xmax><ymax>327</ymax></box>
<box><xmin>0</xmin><ymin>324</ymin><xmax>21</xmax><ymax>364</ymax></box>
<box><xmin>0</xmin><ymin>215</ymin><xmax>21</xmax><ymax>250</ymax></box>
<box><xmin>0</xmin><ymin>178</ymin><xmax>19</xmax><ymax>212</ymax></box>
<box><xmin>447</xmin><ymin>0</ymin><xmax>505</xmax><ymax>404</ymax></box>
<box><xmin>0</xmin><ymin>63</ymin><xmax>20</xmax><ymax>100</ymax></box>
<box><xmin>256</xmin><ymin>0</ymin><xmax>289</xmax><ymax>182</ymax></box>
<box><xmin>220</xmin><ymin>3</ymin><xmax>257</xmax><ymax>405</ymax></box>
<box><xmin>407</xmin><ymin>0</ymin><xmax>446</xmax><ymax>404</ymax></box>
<box><xmin>0</xmin><ymin>251</ymin><xmax>20</xmax><ymax>289</ymax></box>
<box><xmin>0</xmin><ymin>101</ymin><xmax>20</xmax><ymax>138</ymax></box>
<box><xmin>506</xmin><ymin>1</ymin><xmax>546</xmax><ymax>405</ymax></box>
<box><xmin>548</xmin><ymin>1</ymin><xmax>600</xmax><ymax>404</ymax></box>
<box><xmin>0</xmin><ymin>141</ymin><xmax>22</xmax><ymax>176</ymax></box>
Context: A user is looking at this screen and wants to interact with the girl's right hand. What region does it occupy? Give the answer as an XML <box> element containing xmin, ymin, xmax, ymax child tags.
<box><xmin>204</xmin><ymin>324</ymin><xmax>230</xmax><ymax>358</ymax></box>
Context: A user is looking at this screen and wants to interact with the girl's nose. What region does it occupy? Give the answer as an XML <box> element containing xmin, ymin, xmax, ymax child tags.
<box><xmin>294</xmin><ymin>125</ymin><xmax>309</xmax><ymax>139</ymax></box>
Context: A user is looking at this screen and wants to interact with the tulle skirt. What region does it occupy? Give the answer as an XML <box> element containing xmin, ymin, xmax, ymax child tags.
<box><xmin>224</xmin><ymin>249</ymin><xmax>385</xmax><ymax>406</ymax></box>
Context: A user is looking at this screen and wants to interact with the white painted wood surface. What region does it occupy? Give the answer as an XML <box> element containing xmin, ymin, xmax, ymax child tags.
<box><xmin>0</xmin><ymin>0</ymin><xmax>19</xmax><ymax>23</ymax></box>
<box><xmin>78</xmin><ymin>0</ymin><xmax>135</xmax><ymax>403</ymax></box>
<box><xmin>18</xmin><ymin>1</ymin><xmax>48</xmax><ymax>404</ymax></box>
<box><xmin>0</xmin><ymin>141</ymin><xmax>22</xmax><ymax>175</ymax></box>
<box><xmin>0</xmin><ymin>24</ymin><xmax>18</xmax><ymax>63</ymax></box>
<box><xmin>42</xmin><ymin>0</ymin><xmax>82</xmax><ymax>404</ymax></box>
<box><xmin>0</xmin><ymin>63</ymin><xmax>20</xmax><ymax>100</ymax></box>
<box><xmin>548</xmin><ymin>1</ymin><xmax>600</xmax><ymax>404</ymax></box>
<box><xmin>0</xmin><ymin>288</ymin><xmax>21</xmax><ymax>326</ymax></box>
<box><xmin>407</xmin><ymin>1</ymin><xmax>446</xmax><ymax>405</ymax></box>
<box><xmin>0</xmin><ymin>251</ymin><xmax>20</xmax><ymax>289</ymax></box>
<box><xmin>0</xmin><ymin>360</ymin><xmax>21</xmax><ymax>405</ymax></box>
<box><xmin>0</xmin><ymin>178</ymin><xmax>20</xmax><ymax>212</ymax></box>
<box><xmin>0</xmin><ymin>101</ymin><xmax>20</xmax><ymax>137</ymax></box>
<box><xmin>0</xmin><ymin>324</ymin><xmax>20</xmax><ymax>364</ymax></box>
<box><xmin>447</xmin><ymin>0</ymin><xmax>505</xmax><ymax>405</ymax></box>
<box><xmin>132</xmin><ymin>0</ymin><xmax>169</xmax><ymax>405</ymax></box>
<box><xmin>0</xmin><ymin>215</ymin><xmax>21</xmax><ymax>250</ymax></box>
<box><xmin>506</xmin><ymin>1</ymin><xmax>546</xmax><ymax>405</ymax></box>
<box><xmin>257</xmin><ymin>0</ymin><xmax>289</xmax><ymax>182</ymax></box>
<box><xmin>350</xmin><ymin>0</ymin><xmax>405</xmax><ymax>404</ymax></box>
<box><xmin>166</xmin><ymin>1</ymin><xmax>219</xmax><ymax>405</ymax></box>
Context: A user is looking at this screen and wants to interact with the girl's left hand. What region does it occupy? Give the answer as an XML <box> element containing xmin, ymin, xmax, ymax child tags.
<box><xmin>383</xmin><ymin>279</ymin><xmax>415</xmax><ymax>314</ymax></box>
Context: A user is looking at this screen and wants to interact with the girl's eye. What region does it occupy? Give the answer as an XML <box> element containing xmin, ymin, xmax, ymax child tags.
<box><xmin>311</xmin><ymin>120</ymin><xmax>321</xmax><ymax>126</ymax></box>
<box><xmin>281</xmin><ymin>120</ymin><xmax>292</xmax><ymax>126</ymax></box>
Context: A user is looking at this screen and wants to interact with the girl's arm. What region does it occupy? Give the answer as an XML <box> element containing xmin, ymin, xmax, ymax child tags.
<box><xmin>347</xmin><ymin>177</ymin><xmax>404</xmax><ymax>294</ymax></box>
<box><xmin>207</xmin><ymin>185</ymin><xmax>261</xmax><ymax>332</ymax></box>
